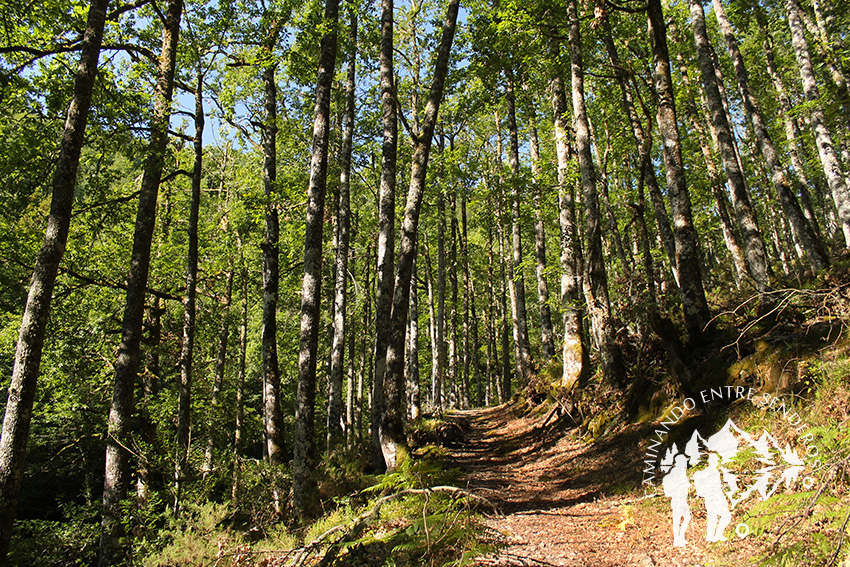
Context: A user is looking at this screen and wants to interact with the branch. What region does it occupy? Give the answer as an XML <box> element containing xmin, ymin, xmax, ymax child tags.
<box><xmin>161</xmin><ymin>169</ymin><xmax>193</xmax><ymax>183</ymax></box>
<box><xmin>107</xmin><ymin>0</ymin><xmax>152</xmax><ymax>20</ymax></box>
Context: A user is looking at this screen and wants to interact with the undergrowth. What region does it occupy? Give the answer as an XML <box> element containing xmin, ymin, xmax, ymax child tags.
<box><xmin>139</xmin><ymin>444</ymin><xmax>494</xmax><ymax>567</ymax></box>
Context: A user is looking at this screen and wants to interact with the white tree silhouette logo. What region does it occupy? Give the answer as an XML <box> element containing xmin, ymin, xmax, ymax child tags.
<box><xmin>660</xmin><ymin>419</ymin><xmax>806</xmax><ymax>546</ymax></box>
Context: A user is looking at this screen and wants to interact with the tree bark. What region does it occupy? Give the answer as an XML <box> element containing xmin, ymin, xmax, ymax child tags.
<box><xmin>174</xmin><ymin>68</ymin><xmax>204</xmax><ymax>516</ymax></box>
<box><xmin>786</xmin><ymin>0</ymin><xmax>850</xmax><ymax>246</ymax></box>
<box><xmin>99</xmin><ymin>0</ymin><xmax>182</xmax><ymax>562</ymax></box>
<box><xmin>202</xmin><ymin>271</ymin><xmax>233</xmax><ymax>481</ymax></box>
<box><xmin>0</xmin><ymin>0</ymin><xmax>109</xmax><ymax>562</ymax></box>
<box><xmin>231</xmin><ymin>259</ymin><xmax>248</xmax><ymax>504</ymax></box>
<box><xmin>712</xmin><ymin>0</ymin><xmax>828</xmax><ymax>271</ymax></box>
<box><xmin>568</xmin><ymin>0</ymin><xmax>621</xmax><ymax>385</ymax></box>
<box><xmin>503</xmin><ymin>68</ymin><xmax>534</xmax><ymax>387</ymax></box>
<box><xmin>689</xmin><ymin>0</ymin><xmax>772</xmax><ymax>294</ymax></box>
<box><xmin>599</xmin><ymin>15</ymin><xmax>678</xmax><ymax>288</ymax></box>
<box><xmin>371</xmin><ymin>0</ymin><xmax>397</xmax><ymax>472</ymax></box>
<box><xmin>406</xmin><ymin>259</ymin><xmax>421</xmax><ymax>419</ymax></box>
<box><xmin>756</xmin><ymin>9</ymin><xmax>822</xmax><ymax>238</ymax></box>
<box><xmin>461</xmin><ymin>196</ymin><xmax>482</xmax><ymax>406</ymax></box>
<box><xmin>293</xmin><ymin>0</ymin><xmax>338</xmax><ymax>520</ymax></box>
<box><xmin>647</xmin><ymin>0</ymin><xmax>711</xmax><ymax>340</ymax></box>
<box><xmin>260</xmin><ymin>46</ymin><xmax>285</xmax><ymax>472</ymax></box>
<box><xmin>528</xmin><ymin>117</ymin><xmax>556</xmax><ymax>362</ymax></box>
<box><xmin>327</xmin><ymin>7</ymin><xmax>356</xmax><ymax>453</ymax></box>
<box><xmin>379</xmin><ymin>0</ymin><xmax>459</xmax><ymax>470</ymax></box>
<box><xmin>548</xmin><ymin>36</ymin><xmax>585</xmax><ymax>390</ymax></box>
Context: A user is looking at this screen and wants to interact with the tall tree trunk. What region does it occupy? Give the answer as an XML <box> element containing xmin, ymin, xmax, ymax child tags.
<box><xmin>461</xmin><ymin>196</ymin><xmax>482</xmax><ymax>406</ymax></box>
<box><xmin>599</xmin><ymin>15</ymin><xmax>679</xmax><ymax>288</ymax></box>
<box><xmin>435</xmin><ymin>192</ymin><xmax>447</xmax><ymax>410</ymax></box>
<box><xmin>379</xmin><ymin>0</ymin><xmax>459</xmax><ymax>470</ymax></box>
<box><xmin>423</xmin><ymin>241</ymin><xmax>439</xmax><ymax>410</ymax></box>
<box><xmin>448</xmin><ymin>188</ymin><xmax>460</xmax><ymax>406</ymax></box>
<box><xmin>689</xmin><ymin>0</ymin><xmax>772</xmax><ymax>293</ymax></box>
<box><xmin>668</xmin><ymin>28</ymin><xmax>749</xmax><ymax>287</ymax></box>
<box><xmin>548</xmin><ymin>36</ymin><xmax>585</xmax><ymax>390</ymax></box>
<box><xmin>497</xmin><ymin>222</ymin><xmax>513</xmax><ymax>400</ymax></box>
<box><xmin>174</xmin><ymin>69</ymin><xmax>204</xmax><ymax>516</ymax></box>
<box><xmin>327</xmin><ymin>7</ymin><xmax>357</xmax><ymax>453</ymax></box>
<box><xmin>503</xmin><ymin>68</ymin><xmax>534</xmax><ymax>387</ymax></box>
<box><xmin>0</xmin><ymin>0</ymin><xmax>109</xmax><ymax>561</ymax></box>
<box><xmin>647</xmin><ymin>0</ymin><xmax>711</xmax><ymax>340</ymax></box>
<box><xmin>757</xmin><ymin>9</ymin><xmax>822</xmax><ymax>238</ymax></box>
<box><xmin>231</xmin><ymin>259</ymin><xmax>248</xmax><ymax>504</ymax></box>
<box><xmin>293</xmin><ymin>0</ymin><xmax>338</xmax><ymax>520</ymax></box>
<box><xmin>528</xmin><ymin>117</ymin><xmax>556</xmax><ymax>362</ymax></box>
<box><xmin>260</xmin><ymin>45</ymin><xmax>285</xmax><ymax>471</ymax></box>
<box><xmin>345</xmin><ymin>243</ymin><xmax>357</xmax><ymax>448</ymax></box>
<box><xmin>203</xmin><ymin>271</ymin><xmax>233</xmax><ymax>480</ymax></box>
<box><xmin>99</xmin><ymin>0</ymin><xmax>182</xmax><ymax>562</ymax></box>
<box><xmin>568</xmin><ymin>0</ymin><xmax>621</xmax><ymax>385</ymax></box>
<box><xmin>406</xmin><ymin>259</ymin><xmax>421</xmax><ymax>419</ymax></box>
<box><xmin>786</xmin><ymin>0</ymin><xmax>850</xmax><ymax>246</ymax></box>
<box><xmin>371</xmin><ymin>0</ymin><xmax>398</xmax><ymax>472</ymax></box>
<box><xmin>712</xmin><ymin>0</ymin><xmax>828</xmax><ymax>271</ymax></box>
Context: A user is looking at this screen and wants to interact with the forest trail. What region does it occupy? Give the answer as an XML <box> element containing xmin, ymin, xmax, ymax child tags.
<box><xmin>442</xmin><ymin>404</ymin><xmax>715</xmax><ymax>567</ymax></box>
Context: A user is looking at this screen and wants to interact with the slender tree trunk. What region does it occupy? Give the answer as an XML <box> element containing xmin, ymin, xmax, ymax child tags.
<box><xmin>497</xmin><ymin>223</ymin><xmax>513</xmax><ymax>400</ymax></box>
<box><xmin>423</xmin><ymin>241</ymin><xmax>439</xmax><ymax>410</ymax></box>
<box><xmin>689</xmin><ymin>0</ymin><xmax>772</xmax><ymax>293</ymax></box>
<box><xmin>174</xmin><ymin>69</ymin><xmax>204</xmax><ymax>516</ymax></box>
<box><xmin>293</xmin><ymin>0</ymin><xmax>338</xmax><ymax>520</ymax></box>
<box><xmin>568</xmin><ymin>0</ymin><xmax>620</xmax><ymax>385</ymax></box>
<box><xmin>136</xmin><ymin>298</ymin><xmax>161</xmax><ymax>505</ymax></box>
<box><xmin>260</xmin><ymin>48</ymin><xmax>285</xmax><ymax>472</ymax></box>
<box><xmin>202</xmin><ymin>270</ymin><xmax>233</xmax><ymax>481</ymax></box>
<box><xmin>380</xmin><ymin>0</ymin><xmax>459</xmax><ymax>470</ymax></box>
<box><xmin>485</xmin><ymin>222</ymin><xmax>498</xmax><ymax>406</ymax></box>
<box><xmin>528</xmin><ymin>118</ymin><xmax>555</xmax><ymax>362</ymax></box>
<box><xmin>231</xmin><ymin>259</ymin><xmax>248</xmax><ymax>504</ymax></box>
<box><xmin>99</xmin><ymin>0</ymin><xmax>182</xmax><ymax>562</ymax></box>
<box><xmin>435</xmin><ymin>192</ymin><xmax>447</xmax><ymax>410</ymax></box>
<box><xmin>461</xmin><ymin>196</ymin><xmax>482</xmax><ymax>406</ymax></box>
<box><xmin>327</xmin><ymin>8</ymin><xmax>356</xmax><ymax>453</ymax></box>
<box><xmin>345</xmin><ymin>243</ymin><xmax>357</xmax><ymax>448</ymax></box>
<box><xmin>0</xmin><ymin>0</ymin><xmax>109</xmax><ymax>561</ymax></box>
<box><xmin>712</xmin><ymin>0</ymin><xmax>828</xmax><ymax>271</ymax></box>
<box><xmin>548</xmin><ymin>36</ymin><xmax>585</xmax><ymax>390</ymax></box>
<box><xmin>448</xmin><ymin>188</ymin><xmax>459</xmax><ymax>406</ymax></box>
<box><xmin>647</xmin><ymin>0</ymin><xmax>711</xmax><ymax>340</ymax></box>
<box><xmin>669</xmin><ymin>32</ymin><xmax>749</xmax><ymax>287</ymax></box>
<box><xmin>406</xmin><ymin>259</ymin><xmax>421</xmax><ymax>419</ymax></box>
<box><xmin>503</xmin><ymin>69</ymin><xmax>533</xmax><ymax>387</ymax></box>
<box><xmin>786</xmin><ymin>0</ymin><xmax>850</xmax><ymax>246</ymax></box>
<box><xmin>757</xmin><ymin>9</ymin><xmax>822</xmax><ymax>238</ymax></box>
<box><xmin>371</xmin><ymin>0</ymin><xmax>397</xmax><ymax>472</ymax></box>
<box><xmin>599</xmin><ymin>15</ymin><xmax>678</xmax><ymax>288</ymax></box>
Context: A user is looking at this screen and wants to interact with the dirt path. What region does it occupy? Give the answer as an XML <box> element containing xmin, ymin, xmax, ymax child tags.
<box><xmin>443</xmin><ymin>404</ymin><xmax>716</xmax><ymax>567</ymax></box>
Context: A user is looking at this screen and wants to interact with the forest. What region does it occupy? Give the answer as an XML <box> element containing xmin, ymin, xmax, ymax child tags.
<box><xmin>1</xmin><ymin>0</ymin><xmax>850</xmax><ymax>563</ymax></box>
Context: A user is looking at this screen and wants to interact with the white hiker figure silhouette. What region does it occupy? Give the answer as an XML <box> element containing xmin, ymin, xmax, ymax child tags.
<box><xmin>693</xmin><ymin>453</ymin><xmax>732</xmax><ymax>542</ymax></box>
<box><xmin>662</xmin><ymin>453</ymin><xmax>691</xmax><ymax>547</ymax></box>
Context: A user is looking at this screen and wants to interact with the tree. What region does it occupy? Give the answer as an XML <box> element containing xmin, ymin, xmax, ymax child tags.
<box><xmin>785</xmin><ymin>0</ymin><xmax>850</xmax><ymax>247</ymax></box>
<box><xmin>711</xmin><ymin>0</ymin><xmax>828</xmax><ymax>272</ymax></box>
<box><xmin>379</xmin><ymin>0</ymin><xmax>460</xmax><ymax>470</ymax></box>
<box><xmin>0</xmin><ymin>0</ymin><xmax>110</xmax><ymax>562</ymax></box>
<box><xmin>647</xmin><ymin>0</ymin><xmax>711</xmax><ymax>340</ymax></box>
<box><xmin>99</xmin><ymin>0</ymin><xmax>183</xmax><ymax>562</ymax></box>
<box><xmin>293</xmin><ymin>0</ymin><xmax>339</xmax><ymax>520</ymax></box>
<box><xmin>688</xmin><ymin>0</ymin><xmax>772</xmax><ymax>294</ymax></box>
<box><xmin>327</xmin><ymin>2</ymin><xmax>357</xmax><ymax>454</ymax></box>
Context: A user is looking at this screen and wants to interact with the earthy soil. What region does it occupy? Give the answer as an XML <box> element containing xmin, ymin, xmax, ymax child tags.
<box><xmin>442</xmin><ymin>403</ymin><xmax>738</xmax><ymax>567</ymax></box>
